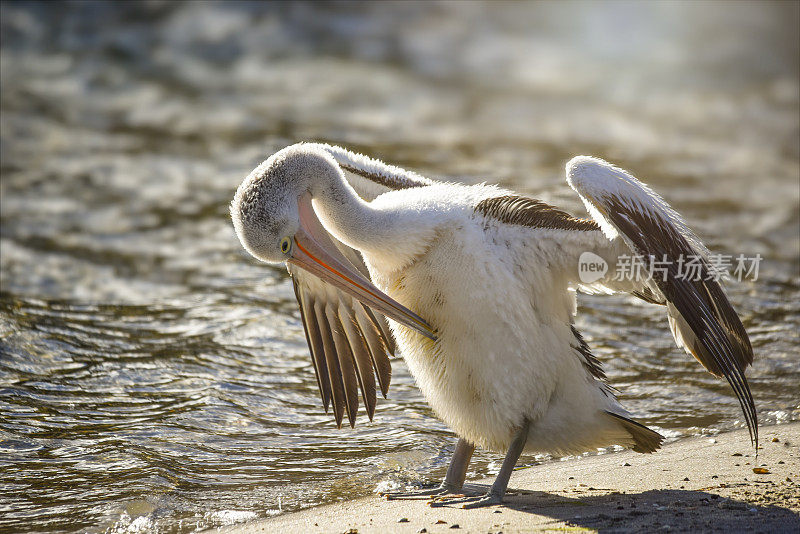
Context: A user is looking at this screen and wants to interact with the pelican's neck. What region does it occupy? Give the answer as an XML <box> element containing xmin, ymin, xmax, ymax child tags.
<box><xmin>308</xmin><ymin>160</ymin><xmax>435</xmax><ymax>273</ymax></box>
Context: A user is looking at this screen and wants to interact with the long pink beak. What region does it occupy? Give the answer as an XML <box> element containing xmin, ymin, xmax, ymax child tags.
<box><xmin>287</xmin><ymin>195</ymin><xmax>436</xmax><ymax>341</ymax></box>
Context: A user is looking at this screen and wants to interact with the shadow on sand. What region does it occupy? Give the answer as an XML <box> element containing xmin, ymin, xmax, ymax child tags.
<box><xmin>434</xmin><ymin>483</ymin><xmax>800</xmax><ymax>533</ymax></box>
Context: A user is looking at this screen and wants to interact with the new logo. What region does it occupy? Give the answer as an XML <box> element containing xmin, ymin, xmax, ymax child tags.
<box><xmin>578</xmin><ymin>252</ymin><xmax>608</xmax><ymax>284</ymax></box>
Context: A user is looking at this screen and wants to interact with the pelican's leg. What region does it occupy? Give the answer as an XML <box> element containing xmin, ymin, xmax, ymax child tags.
<box><xmin>442</xmin><ymin>437</ymin><xmax>476</xmax><ymax>490</ymax></box>
<box><xmin>431</xmin><ymin>419</ymin><xmax>530</xmax><ymax>509</ymax></box>
<box><xmin>382</xmin><ymin>438</ymin><xmax>475</xmax><ymax>500</ymax></box>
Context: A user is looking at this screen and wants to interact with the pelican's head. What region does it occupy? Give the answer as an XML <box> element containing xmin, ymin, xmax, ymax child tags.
<box><xmin>231</xmin><ymin>144</ymin><xmax>436</xmax><ymax>340</ymax></box>
<box><xmin>231</xmin><ymin>145</ymin><xmax>315</xmax><ymax>263</ymax></box>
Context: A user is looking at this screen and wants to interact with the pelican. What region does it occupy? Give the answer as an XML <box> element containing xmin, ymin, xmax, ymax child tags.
<box><xmin>230</xmin><ymin>143</ymin><xmax>756</xmax><ymax>508</ymax></box>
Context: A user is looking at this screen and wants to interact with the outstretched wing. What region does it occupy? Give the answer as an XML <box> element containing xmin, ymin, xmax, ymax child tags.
<box><xmin>565</xmin><ymin>156</ymin><xmax>757</xmax><ymax>446</ymax></box>
<box><xmin>287</xmin><ymin>144</ymin><xmax>435</xmax><ymax>427</ymax></box>
<box><xmin>290</xmin><ymin>264</ymin><xmax>393</xmax><ymax>428</ymax></box>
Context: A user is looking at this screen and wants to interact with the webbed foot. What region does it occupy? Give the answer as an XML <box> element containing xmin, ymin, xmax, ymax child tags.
<box><xmin>428</xmin><ymin>490</ymin><xmax>502</xmax><ymax>508</ymax></box>
<box><xmin>460</xmin><ymin>492</ymin><xmax>503</xmax><ymax>509</ymax></box>
<box><xmin>381</xmin><ymin>482</ymin><xmax>460</xmax><ymax>500</ymax></box>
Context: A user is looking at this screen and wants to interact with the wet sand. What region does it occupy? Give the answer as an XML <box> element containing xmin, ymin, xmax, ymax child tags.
<box><xmin>214</xmin><ymin>422</ymin><xmax>800</xmax><ymax>533</ymax></box>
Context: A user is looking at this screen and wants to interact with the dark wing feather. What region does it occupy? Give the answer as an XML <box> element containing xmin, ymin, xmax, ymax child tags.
<box><xmin>289</xmin><ymin>265</ymin><xmax>395</xmax><ymax>427</ymax></box>
<box><xmin>312</xmin><ymin>296</ymin><xmax>347</xmax><ymax>428</ymax></box>
<box><xmin>362</xmin><ymin>306</ymin><xmax>396</xmax><ymax>358</ymax></box>
<box><xmin>354</xmin><ymin>305</ymin><xmax>392</xmax><ymax>398</ymax></box>
<box><xmin>292</xmin><ymin>279</ymin><xmax>331</xmax><ymax>412</ymax></box>
<box><xmin>332</xmin><ymin>238</ymin><xmax>397</xmax><ymax>356</ymax></box>
<box><xmin>601</xmin><ymin>196</ymin><xmax>756</xmax><ymax>446</ymax></box>
<box><xmin>567</xmin><ymin>156</ymin><xmax>757</xmax><ymax>447</ymax></box>
<box><xmin>475</xmin><ymin>195</ymin><xmax>599</xmax><ymax>232</ymax></box>
<box><xmin>327</xmin><ymin>306</ymin><xmax>360</xmax><ymax>429</ymax></box>
<box><xmin>338</xmin><ymin>307</ymin><xmax>377</xmax><ymax>421</ymax></box>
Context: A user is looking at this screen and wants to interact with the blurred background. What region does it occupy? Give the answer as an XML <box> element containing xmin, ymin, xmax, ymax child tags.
<box><xmin>1</xmin><ymin>1</ymin><xmax>798</xmax><ymax>532</ymax></box>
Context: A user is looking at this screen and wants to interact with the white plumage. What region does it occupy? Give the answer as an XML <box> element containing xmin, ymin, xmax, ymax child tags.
<box><xmin>231</xmin><ymin>143</ymin><xmax>755</xmax><ymax>508</ymax></box>
<box><xmin>357</xmin><ymin>182</ymin><xmax>620</xmax><ymax>453</ymax></box>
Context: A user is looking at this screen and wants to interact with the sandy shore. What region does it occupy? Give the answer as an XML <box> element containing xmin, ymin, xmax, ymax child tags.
<box><xmin>215</xmin><ymin>423</ymin><xmax>800</xmax><ymax>533</ymax></box>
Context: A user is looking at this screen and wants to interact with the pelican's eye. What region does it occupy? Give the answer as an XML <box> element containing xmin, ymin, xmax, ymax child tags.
<box><xmin>280</xmin><ymin>237</ymin><xmax>292</xmax><ymax>255</ymax></box>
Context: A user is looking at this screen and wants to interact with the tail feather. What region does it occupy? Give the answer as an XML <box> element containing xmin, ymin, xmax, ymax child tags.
<box><xmin>605</xmin><ymin>411</ymin><xmax>664</xmax><ymax>453</ymax></box>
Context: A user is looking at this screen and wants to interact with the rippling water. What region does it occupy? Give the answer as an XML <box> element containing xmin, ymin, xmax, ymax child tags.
<box><xmin>1</xmin><ymin>2</ymin><xmax>798</xmax><ymax>532</ymax></box>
